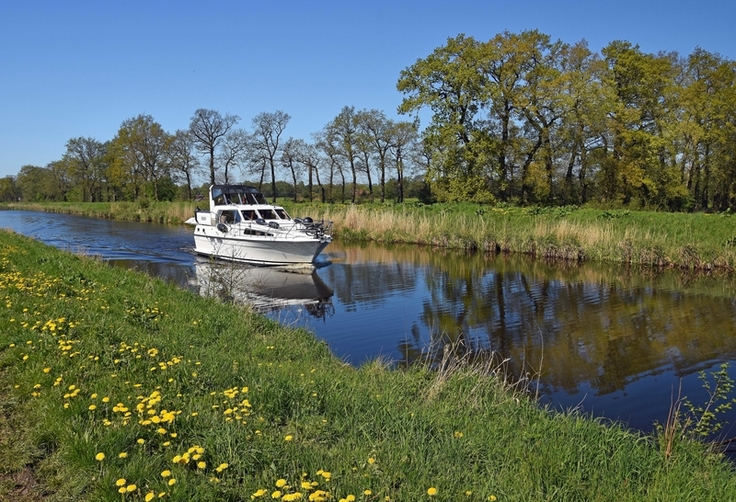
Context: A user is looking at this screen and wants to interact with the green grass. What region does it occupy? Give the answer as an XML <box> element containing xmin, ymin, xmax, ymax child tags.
<box><xmin>2</xmin><ymin>230</ymin><xmax>736</xmax><ymax>501</ymax></box>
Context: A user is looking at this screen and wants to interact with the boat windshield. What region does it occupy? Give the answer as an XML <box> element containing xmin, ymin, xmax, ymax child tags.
<box><xmin>275</xmin><ymin>208</ymin><xmax>291</xmax><ymax>220</ymax></box>
<box><xmin>259</xmin><ymin>209</ymin><xmax>277</xmax><ymax>219</ymax></box>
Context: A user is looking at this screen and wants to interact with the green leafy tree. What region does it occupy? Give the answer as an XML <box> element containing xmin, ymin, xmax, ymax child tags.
<box><xmin>110</xmin><ymin>115</ymin><xmax>173</xmax><ymax>201</ymax></box>
<box><xmin>63</xmin><ymin>137</ymin><xmax>107</xmax><ymax>202</ymax></box>
<box><xmin>0</xmin><ymin>176</ymin><xmax>20</xmax><ymax>202</ymax></box>
<box><xmin>398</xmin><ymin>34</ymin><xmax>489</xmax><ymax>202</ymax></box>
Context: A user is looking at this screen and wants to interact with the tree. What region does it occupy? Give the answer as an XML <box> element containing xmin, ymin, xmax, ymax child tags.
<box><xmin>0</xmin><ymin>176</ymin><xmax>19</xmax><ymax>202</ymax></box>
<box><xmin>63</xmin><ymin>137</ymin><xmax>107</xmax><ymax>202</ymax></box>
<box><xmin>398</xmin><ymin>34</ymin><xmax>488</xmax><ymax>202</ymax></box>
<box><xmin>280</xmin><ymin>138</ymin><xmax>307</xmax><ymax>202</ymax></box>
<box><xmin>357</xmin><ymin>109</ymin><xmax>393</xmax><ymax>202</ymax></box>
<box><xmin>188</xmin><ymin>109</ymin><xmax>240</xmax><ymax>185</ymax></box>
<box><xmin>601</xmin><ymin>41</ymin><xmax>676</xmax><ymax>206</ymax></box>
<box><xmin>16</xmin><ymin>165</ymin><xmax>61</xmax><ymax>201</ymax></box>
<box><xmin>250</xmin><ymin>111</ymin><xmax>290</xmax><ymax>202</ymax></box>
<box><xmin>219</xmin><ymin>128</ymin><xmax>250</xmax><ymax>184</ymax></box>
<box><xmin>388</xmin><ymin>120</ymin><xmax>420</xmax><ymax>203</ymax></box>
<box><xmin>169</xmin><ymin>130</ymin><xmax>201</xmax><ymax>199</ymax></box>
<box><xmin>111</xmin><ymin>114</ymin><xmax>173</xmax><ymax>201</ymax></box>
<box><xmin>315</xmin><ymin>128</ymin><xmax>346</xmax><ymax>203</ymax></box>
<box><xmin>325</xmin><ymin>106</ymin><xmax>360</xmax><ymax>203</ymax></box>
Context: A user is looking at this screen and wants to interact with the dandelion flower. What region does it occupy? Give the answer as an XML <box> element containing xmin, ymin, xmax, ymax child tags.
<box><xmin>271</xmin><ymin>491</ymin><xmax>282</xmax><ymax>499</ymax></box>
<box><xmin>251</xmin><ymin>488</ymin><xmax>267</xmax><ymax>498</ymax></box>
<box><xmin>488</xmin><ymin>496</ymin><xmax>497</xmax><ymax>502</ymax></box>
<box><xmin>275</xmin><ymin>479</ymin><xmax>287</xmax><ymax>488</ymax></box>
<box><xmin>137</xmin><ymin>438</ymin><xmax>145</xmax><ymax>445</ymax></box>
<box><xmin>126</xmin><ymin>484</ymin><xmax>137</xmax><ymax>492</ymax></box>
<box><xmin>88</xmin><ymin>404</ymin><xmax>97</xmax><ymax>411</ymax></box>
<box><xmin>145</xmin><ymin>492</ymin><xmax>155</xmax><ymax>502</ymax></box>
<box><xmin>118</xmin><ymin>452</ymin><xmax>128</xmax><ymax>459</ymax></box>
<box><xmin>427</xmin><ymin>487</ymin><xmax>438</xmax><ymax>496</ymax></box>
<box><xmin>197</xmin><ymin>461</ymin><xmax>206</xmax><ymax>469</ymax></box>
<box><xmin>116</xmin><ymin>478</ymin><xmax>127</xmax><ymax>487</ymax></box>
<box><xmin>215</xmin><ymin>463</ymin><xmax>229</xmax><ymax>473</ymax></box>
<box><xmin>160</xmin><ymin>470</ymin><xmax>171</xmax><ymax>478</ymax></box>
<box><xmin>168</xmin><ymin>478</ymin><xmax>177</xmax><ymax>486</ymax></box>
<box><xmin>364</xmin><ymin>490</ymin><xmax>372</xmax><ymax>496</ymax></box>
<box><xmin>118</xmin><ymin>487</ymin><xmax>127</xmax><ymax>494</ymax></box>
<box><xmin>95</xmin><ymin>452</ymin><xmax>105</xmax><ymax>461</ymax></box>
<box><xmin>284</xmin><ymin>435</ymin><xmax>293</xmax><ymax>441</ymax></box>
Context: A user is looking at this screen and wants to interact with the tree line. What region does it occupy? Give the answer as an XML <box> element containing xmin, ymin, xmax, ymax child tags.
<box><xmin>397</xmin><ymin>31</ymin><xmax>736</xmax><ymax>210</ymax></box>
<box><xmin>3</xmin><ymin>30</ymin><xmax>735</xmax><ymax>211</ymax></box>
<box><xmin>1</xmin><ymin>107</ymin><xmax>423</xmax><ymax>205</ymax></box>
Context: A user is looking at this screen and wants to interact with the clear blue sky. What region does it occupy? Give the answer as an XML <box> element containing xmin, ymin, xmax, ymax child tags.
<box><xmin>1</xmin><ymin>0</ymin><xmax>734</xmax><ymax>179</ymax></box>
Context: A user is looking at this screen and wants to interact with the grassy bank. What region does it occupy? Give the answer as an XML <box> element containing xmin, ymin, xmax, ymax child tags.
<box><xmin>4</xmin><ymin>200</ymin><xmax>736</xmax><ymax>270</ymax></box>
<box><xmin>2</xmin><ymin>230</ymin><xmax>736</xmax><ymax>501</ymax></box>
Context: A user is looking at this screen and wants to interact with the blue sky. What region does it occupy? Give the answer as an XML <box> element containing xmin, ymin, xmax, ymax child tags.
<box><xmin>1</xmin><ymin>0</ymin><xmax>734</xmax><ymax>180</ymax></box>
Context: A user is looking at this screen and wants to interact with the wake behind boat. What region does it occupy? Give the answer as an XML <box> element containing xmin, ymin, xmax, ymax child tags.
<box><xmin>187</xmin><ymin>185</ymin><xmax>332</xmax><ymax>266</ymax></box>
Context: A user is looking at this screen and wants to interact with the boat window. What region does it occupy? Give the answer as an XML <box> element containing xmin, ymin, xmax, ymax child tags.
<box><xmin>254</xmin><ymin>192</ymin><xmax>268</xmax><ymax>204</ymax></box>
<box><xmin>241</xmin><ymin>209</ymin><xmax>258</xmax><ymax>221</ymax></box>
<box><xmin>275</xmin><ymin>209</ymin><xmax>291</xmax><ymax>220</ymax></box>
<box><xmin>259</xmin><ymin>209</ymin><xmax>277</xmax><ymax>219</ymax></box>
<box><xmin>212</xmin><ymin>188</ymin><xmax>226</xmax><ymax>205</ymax></box>
<box><xmin>218</xmin><ymin>210</ymin><xmax>239</xmax><ymax>224</ymax></box>
<box><xmin>243</xmin><ymin>229</ymin><xmax>272</xmax><ymax>237</ymax></box>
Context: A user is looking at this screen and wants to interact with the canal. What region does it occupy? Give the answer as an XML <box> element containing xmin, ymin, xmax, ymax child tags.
<box><xmin>4</xmin><ymin>209</ymin><xmax>736</xmax><ymax>440</ymax></box>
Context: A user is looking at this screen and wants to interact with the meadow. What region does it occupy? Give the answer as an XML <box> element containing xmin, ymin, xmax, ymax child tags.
<box><xmin>2</xmin><ymin>230</ymin><xmax>736</xmax><ymax>501</ymax></box>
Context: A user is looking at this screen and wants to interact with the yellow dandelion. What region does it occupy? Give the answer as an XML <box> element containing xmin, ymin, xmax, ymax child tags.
<box><xmin>116</xmin><ymin>478</ymin><xmax>127</xmax><ymax>487</ymax></box>
<box><xmin>168</xmin><ymin>478</ymin><xmax>177</xmax><ymax>486</ymax></box>
<box><xmin>160</xmin><ymin>470</ymin><xmax>171</xmax><ymax>478</ymax></box>
<box><xmin>145</xmin><ymin>492</ymin><xmax>155</xmax><ymax>502</ymax></box>
<box><xmin>88</xmin><ymin>404</ymin><xmax>97</xmax><ymax>411</ymax></box>
<box><xmin>126</xmin><ymin>484</ymin><xmax>137</xmax><ymax>492</ymax></box>
<box><xmin>95</xmin><ymin>452</ymin><xmax>105</xmax><ymax>461</ymax></box>
<box><xmin>284</xmin><ymin>435</ymin><xmax>294</xmax><ymax>441</ymax></box>
<box><xmin>271</xmin><ymin>491</ymin><xmax>282</xmax><ymax>499</ymax></box>
<box><xmin>275</xmin><ymin>478</ymin><xmax>287</xmax><ymax>488</ymax></box>
<box><xmin>251</xmin><ymin>488</ymin><xmax>267</xmax><ymax>498</ymax></box>
<box><xmin>427</xmin><ymin>487</ymin><xmax>438</xmax><ymax>496</ymax></box>
<box><xmin>364</xmin><ymin>490</ymin><xmax>372</xmax><ymax>496</ymax></box>
<box><xmin>118</xmin><ymin>452</ymin><xmax>128</xmax><ymax>458</ymax></box>
<box><xmin>488</xmin><ymin>496</ymin><xmax>497</xmax><ymax>502</ymax></box>
<box><xmin>215</xmin><ymin>463</ymin><xmax>229</xmax><ymax>473</ymax></box>
<box><xmin>197</xmin><ymin>461</ymin><xmax>206</xmax><ymax>469</ymax></box>
<box><xmin>118</xmin><ymin>487</ymin><xmax>126</xmax><ymax>494</ymax></box>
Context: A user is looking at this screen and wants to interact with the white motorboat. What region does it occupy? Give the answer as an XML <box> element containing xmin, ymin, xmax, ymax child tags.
<box><xmin>187</xmin><ymin>185</ymin><xmax>332</xmax><ymax>266</ymax></box>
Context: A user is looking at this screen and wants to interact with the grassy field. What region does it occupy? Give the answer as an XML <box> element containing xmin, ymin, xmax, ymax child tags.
<box><xmin>2</xmin><ymin>230</ymin><xmax>736</xmax><ymax>501</ymax></box>
<box><xmin>5</xmin><ymin>200</ymin><xmax>736</xmax><ymax>271</ymax></box>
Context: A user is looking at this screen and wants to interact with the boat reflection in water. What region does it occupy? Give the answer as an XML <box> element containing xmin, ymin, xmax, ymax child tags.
<box><xmin>191</xmin><ymin>258</ymin><xmax>334</xmax><ymax>318</ymax></box>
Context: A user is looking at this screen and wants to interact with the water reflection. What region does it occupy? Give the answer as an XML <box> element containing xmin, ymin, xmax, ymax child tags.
<box><xmin>192</xmin><ymin>259</ymin><xmax>334</xmax><ymax>318</ymax></box>
<box><xmin>318</xmin><ymin>242</ymin><xmax>736</xmax><ymax>432</ymax></box>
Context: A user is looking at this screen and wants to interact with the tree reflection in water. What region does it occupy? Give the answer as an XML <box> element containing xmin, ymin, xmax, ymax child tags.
<box><xmin>316</xmin><ymin>242</ymin><xmax>736</xmax><ymax>432</ymax></box>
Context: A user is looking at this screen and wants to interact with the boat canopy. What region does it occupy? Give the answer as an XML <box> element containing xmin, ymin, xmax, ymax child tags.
<box><xmin>210</xmin><ymin>185</ymin><xmax>268</xmax><ymax>206</ymax></box>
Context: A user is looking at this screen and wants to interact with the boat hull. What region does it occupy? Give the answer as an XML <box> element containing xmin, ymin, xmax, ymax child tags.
<box><xmin>193</xmin><ymin>226</ymin><xmax>330</xmax><ymax>266</ymax></box>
